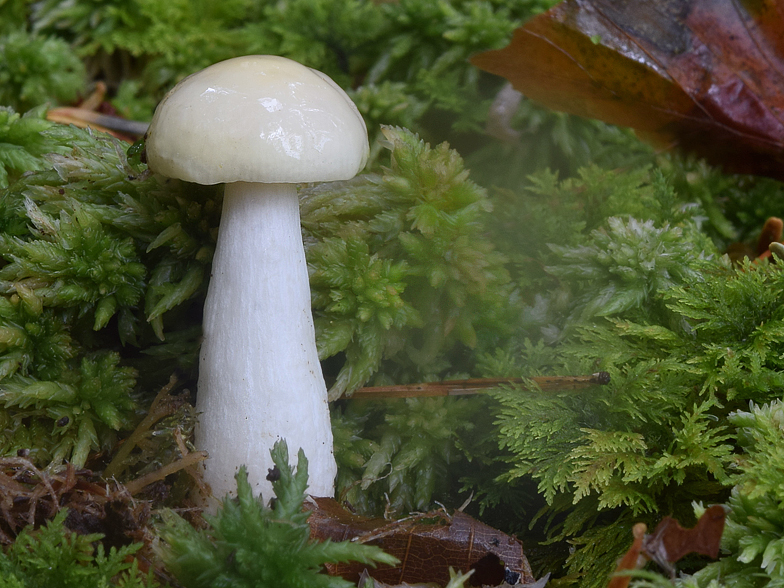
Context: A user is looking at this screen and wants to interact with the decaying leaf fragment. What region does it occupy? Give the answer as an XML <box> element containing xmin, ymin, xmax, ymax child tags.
<box><xmin>0</xmin><ymin>458</ymin><xmax>151</xmax><ymax>548</ymax></box>
<box><xmin>609</xmin><ymin>505</ymin><xmax>726</xmax><ymax>587</ymax></box>
<box><xmin>643</xmin><ymin>504</ymin><xmax>726</xmax><ymax>576</ymax></box>
<box><xmin>471</xmin><ymin>0</ymin><xmax>784</xmax><ymax>180</ymax></box>
<box><xmin>307</xmin><ymin>497</ymin><xmax>535</xmax><ymax>586</ymax></box>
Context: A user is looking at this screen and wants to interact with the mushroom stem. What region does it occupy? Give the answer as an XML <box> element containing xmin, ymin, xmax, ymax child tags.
<box><xmin>195</xmin><ymin>181</ymin><xmax>335</xmax><ymax>500</ymax></box>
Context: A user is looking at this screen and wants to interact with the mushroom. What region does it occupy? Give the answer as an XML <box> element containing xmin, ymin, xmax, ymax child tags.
<box><xmin>144</xmin><ymin>55</ymin><xmax>368</xmax><ymax>500</ymax></box>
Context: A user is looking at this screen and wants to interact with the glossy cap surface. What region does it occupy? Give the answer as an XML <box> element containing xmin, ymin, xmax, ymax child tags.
<box><xmin>145</xmin><ymin>55</ymin><xmax>369</xmax><ymax>185</ymax></box>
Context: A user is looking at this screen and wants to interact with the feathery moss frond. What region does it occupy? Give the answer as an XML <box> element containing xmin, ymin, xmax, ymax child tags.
<box><xmin>158</xmin><ymin>439</ymin><xmax>397</xmax><ymax>588</ymax></box>
<box><xmin>303</xmin><ymin>126</ymin><xmax>510</xmax><ymax>398</ymax></box>
<box><xmin>0</xmin><ymin>509</ymin><xmax>160</xmax><ymax>587</ymax></box>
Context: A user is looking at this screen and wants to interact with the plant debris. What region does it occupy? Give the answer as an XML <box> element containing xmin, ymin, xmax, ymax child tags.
<box><xmin>0</xmin><ymin>457</ymin><xmax>150</xmax><ymax>548</ymax></box>
<box><xmin>609</xmin><ymin>505</ymin><xmax>726</xmax><ymax>588</ymax></box>
<box><xmin>307</xmin><ymin>497</ymin><xmax>535</xmax><ymax>586</ymax></box>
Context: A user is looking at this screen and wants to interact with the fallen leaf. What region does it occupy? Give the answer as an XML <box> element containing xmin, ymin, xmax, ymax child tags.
<box><xmin>608</xmin><ymin>505</ymin><xmax>726</xmax><ymax>586</ymax></box>
<box><xmin>307</xmin><ymin>498</ymin><xmax>535</xmax><ymax>586</ymax></box>
<box><xmin>642</xmin><ymin>504</ymin><xmax>726</xmax><ymax>576</ymax></box>
<box><xmin>471</xmin><ymin>0</ymin><xmax>784</xmax><ymax>180</ymax></box>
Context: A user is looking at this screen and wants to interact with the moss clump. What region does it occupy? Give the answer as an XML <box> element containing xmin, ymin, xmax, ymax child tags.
<box><xmin>157</xmin><ymin>439</ymin><xmax>398</xmax><ymax>588</ymax></box>
<box><xmin>0</xmin><ymin>509</ymin><xmax>160</xmax><ymax>588</ymax></box>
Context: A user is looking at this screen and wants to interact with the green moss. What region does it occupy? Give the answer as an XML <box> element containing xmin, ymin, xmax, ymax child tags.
<box><xmin>304</xmin><ymin>126</ymin><xmax>510</xmax><ymax>398</ymax></box>
<box><xmin>0</xmin><ymin>125</ymin><xmax>218</xmax><ymax>467</ymax></box>
<box><xmin>0</xmin><ymin>31</ymin><xmax>86</xmax><ymax>112</ymax></box>
<box><xmin>0</xmin><ymin>510</ymin><xmax>160</xmax><ymax>587</ymax></box>
<box><xmin>158</xmin><ymin>439</ymin><xmax>397</xmax><ymax>588</ymax></box>
<box><xmin>481</xmin><ymin>176</ymin><xmax>784</xmax><ymax>585</ymax></box>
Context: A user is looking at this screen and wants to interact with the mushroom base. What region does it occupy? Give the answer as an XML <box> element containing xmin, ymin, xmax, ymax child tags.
<box><xmin>195</xmin><ymin>181</ymin><xmax>336</xmax><ymax>502</ymax></box>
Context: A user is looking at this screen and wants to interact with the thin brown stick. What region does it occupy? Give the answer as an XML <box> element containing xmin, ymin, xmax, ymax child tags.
<box><xmin>173</xmin><ymin>427</ymin><xmax>209</xmax><ymax>495</ymax></box>
<box><xmin>47</xmin><ymin>107</ymin><xmax>150</xmax><ymax>138</ymax></box>
<box><xmin>124</xmin><ymin>451</ymin><xmax>208</xmax><ymax>496</ymax></box>
<box><xmin>103</xmin><ymin>375</ymin><xmax>180</xmax><ymax>478</ymax></box>
<box><xmin>79</xmin><ymin>81</ymin><xmax>107</xmax><ymax>111</ymax></box>
<box><xmin>351</xmin><ymin>372</ymin><xmax>610</xmax><ymax>399</ymax></box>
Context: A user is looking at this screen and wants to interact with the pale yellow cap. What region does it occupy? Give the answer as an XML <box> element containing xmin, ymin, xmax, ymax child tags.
<box><xmin>145</xmin><ymin>55</ymin><xmax>369</xmax><ymax>185</ymax></box>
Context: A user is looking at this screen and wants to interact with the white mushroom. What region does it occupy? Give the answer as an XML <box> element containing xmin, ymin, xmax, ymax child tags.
<box><xmin>144</xmin><ymin>55</ymin><xmax>368</xmax><ymax>500</ymax></box>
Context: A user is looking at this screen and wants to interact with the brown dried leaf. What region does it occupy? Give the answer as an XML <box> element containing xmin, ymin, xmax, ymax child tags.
<box><xmin>307</xmin><ymin>498</ymin><xmax>535</xmax><ymax>586</ymax></box>
<box><xmin>471</xmin><ymin>0</ymin><xmax>784</xmax><ymax>180</ymax></box>
<box><xmin>608</xmin><ymin>505</ymin><xmax>726</xmax><ymax>586</ymax></box>
<box><xmin>642</xmin><ymin>504</ymin><xmax>726</xmax><ymax>576</ymax></box>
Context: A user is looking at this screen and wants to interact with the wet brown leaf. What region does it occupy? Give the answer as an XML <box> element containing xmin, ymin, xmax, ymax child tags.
<box><xmin>307</xmin><ymin>498</ymin><xmax>535</xmax><ymax>586</ymax></box>
<box><xmin>609</xmin><ymin>505</ymin><xmax>726</xmax><ymax>586</ymax></box>
<box><xmin>643</xmin><ymin>504</ymin><xmax>726</xmax><ymax>576</ymax></box>
<box><xmin>471</xmin><ymin>0</ymin><xmax>784</xmax><ymax>180</ymax></box>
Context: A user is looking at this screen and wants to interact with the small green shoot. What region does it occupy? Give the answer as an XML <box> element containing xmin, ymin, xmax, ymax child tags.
<box><xmin>158</xmin><ymin>439</ymin><xmax>398</xmax><ymax>588</ymax></box>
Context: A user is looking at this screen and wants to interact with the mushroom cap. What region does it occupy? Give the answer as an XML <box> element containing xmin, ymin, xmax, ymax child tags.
<box><xmin>145</xmin><ymin>55</ymin><xmax>369</xmax><ymax>185</ymax></box>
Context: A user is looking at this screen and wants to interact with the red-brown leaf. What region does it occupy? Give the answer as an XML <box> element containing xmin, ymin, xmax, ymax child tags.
<box><xmin>470</xmin><ymin>0</ymin><xmax>784</xmax><ymax>180</ymax></box>
<box><xmin>608</xmin><ymin>506</ymin><xmax>726</xmax><ymax>587</ymax></box>
<box><xmin>643</xmin><ymin>504</ymin><xmax>726</xmax><ymax>568</ymax></box>
<box><xmin>306</xmin><ymin>498</ymin><xmax>535</xmax><ymax>586</ymax></box>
